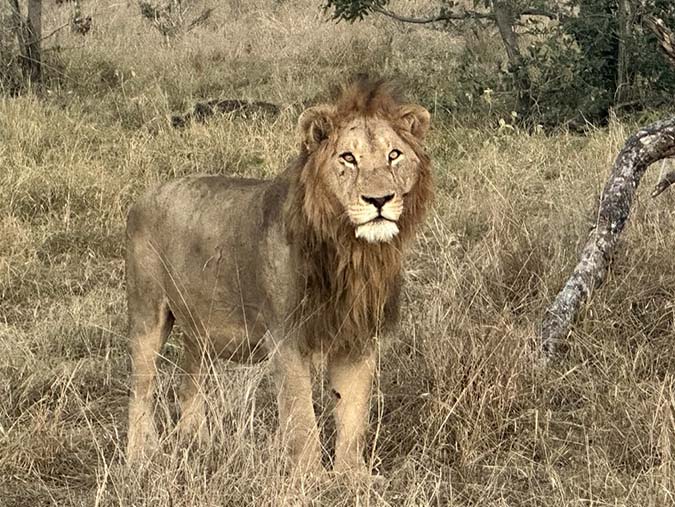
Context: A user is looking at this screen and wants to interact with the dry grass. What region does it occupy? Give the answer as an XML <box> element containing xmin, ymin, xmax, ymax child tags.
<box><xmin>2</xmin><ymin>0</ymin><xmax>675</xmax><ymax>505</ymax></box>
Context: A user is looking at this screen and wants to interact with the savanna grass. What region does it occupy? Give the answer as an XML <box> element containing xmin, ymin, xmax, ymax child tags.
<box><xmin>2</xmin><ymin>0</ymin><xmax>675</xmax><ymax>505</ymax></box>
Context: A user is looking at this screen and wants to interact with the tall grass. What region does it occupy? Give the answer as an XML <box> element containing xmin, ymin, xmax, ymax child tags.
<box><xmin>2</xmin><ymin>0</ymin><xmax>675</xmax><ymax>505</ymax></box>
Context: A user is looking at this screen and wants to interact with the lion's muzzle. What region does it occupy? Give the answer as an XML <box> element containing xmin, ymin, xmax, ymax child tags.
<box><xmin>350</xmin><ymin>193</ymin><xmax>403</xmax><ymax>243</ymax></box>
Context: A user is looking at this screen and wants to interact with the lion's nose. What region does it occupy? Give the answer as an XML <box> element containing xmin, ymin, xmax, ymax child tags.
<box><xmin>362</xmin><ymin>194</ymin><xmax>394</xmax><ymax>210</ymax></box>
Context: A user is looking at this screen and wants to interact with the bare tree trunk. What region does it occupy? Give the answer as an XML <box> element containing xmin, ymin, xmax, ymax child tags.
<box><xmin>493</xmin><ymin>2</ymin><xmax>520</xmax><ymax>66</ymax></box>
<box><xmin>540</xmin><ymin>117</ymin><xmax>675</xmax><ymax>358</ymax></box>
<box><xmin>25</xmin><ymin>0</ymin><xmax>42</xmax><ymax>82</ymax></box>
<box><xmin>492</xmin><ymin>1</ymin><xmax>531</xmax><ymax>117</ymax></box>
<box><xmin>8</xmin><ymin>0</ymin><xmax>42</xmax><ymax>83</ymax></box>
<box><xmin>9</xmin><ymin>0</ymin><xmax>27</xmax><ymax>55</ymax></box>
<box><xmin>615</xmin><ymin>0</ymin><xmax>631</xmax><ymax>104</ymax></box>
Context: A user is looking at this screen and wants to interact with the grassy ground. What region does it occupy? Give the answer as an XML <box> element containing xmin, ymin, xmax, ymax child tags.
<box><xmin>2</xmin><ymin>0</ymin><xmax>675</xmax><ymax>505</ymax></box>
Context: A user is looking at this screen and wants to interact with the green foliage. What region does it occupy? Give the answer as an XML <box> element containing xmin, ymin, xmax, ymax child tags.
<box><xmin>324</xmin><ymin>0</ymin><xmax>675</xmax><ymax>126</ymax></box>
<box><xmin>623</xmin><ymin>0</ymin><xmax>675</xmax><ymax>101</ymax></box>
<box><xmin>323</xmin><ymin>0</ymin><xmax>388</xmax><ymax>21</ymax></box>
<box><xmin>449</xmin><ymin>30</ymin><xmax>511</xmax><ymax>116</ymax></box>
<box><xmin>523</xmin><ymin>0</ymin><xmax>675</xmax><ymax>125</ymax></box>
<box><xmin>517</xmin><ymin>28</ymin><xmax>608</xmax><ymax>127</ymax></box>
<box><xmin>138</xmin><ymin>0</ymin><xmax>198</xmax><ymax>37</ymax></box>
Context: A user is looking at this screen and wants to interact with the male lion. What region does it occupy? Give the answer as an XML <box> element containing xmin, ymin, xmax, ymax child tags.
<box><xmin>125</xmin><ymin>78</ymin><xmax>432</xmax><ymax>474</ymax></box>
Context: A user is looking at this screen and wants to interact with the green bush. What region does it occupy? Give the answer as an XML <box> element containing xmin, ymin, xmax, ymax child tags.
<box><xmin>522</xmin><ymin>0</ymin><xmax>675</xmax><ymax>126</ymax></box>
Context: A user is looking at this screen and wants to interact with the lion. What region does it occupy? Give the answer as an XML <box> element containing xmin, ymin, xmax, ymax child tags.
<box><xmin>125</xmin><ymin>78</ymin><xmax>432</xmax><ymax>475</ymax></box>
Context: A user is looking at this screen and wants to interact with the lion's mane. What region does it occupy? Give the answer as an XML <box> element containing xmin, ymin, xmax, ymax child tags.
<box><xmin>284</xmin><ymin>78</ymin><xmax>433</xmax><ymax>356</ymax></box>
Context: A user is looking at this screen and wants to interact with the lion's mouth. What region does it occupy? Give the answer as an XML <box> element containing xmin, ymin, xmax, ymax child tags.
<box><xmin>355</xmin><ymin>217</ymin><xmax>400</xmax><ymax>243</ymax></box>
<box><xmin>374</xmin><ymin>216</ymin><xmax>396</xmax><ymax>223</ymax></box>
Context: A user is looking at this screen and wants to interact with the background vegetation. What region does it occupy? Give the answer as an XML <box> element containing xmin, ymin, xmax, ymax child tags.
<box><xmin>1</xmin><ymin>0</ymin><xmax>675</xmax><ymax>505</ymax></box>
<box><xmin>326</xmin><ymin>0</ymin><xmax>675</xmax><ymax>126</ymax></box>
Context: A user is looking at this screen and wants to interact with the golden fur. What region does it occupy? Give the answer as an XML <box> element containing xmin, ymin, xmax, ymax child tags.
<box><xmin>125</xmin><ymin>77</ymin><xmax>432</xmax><ymax>473</ymax></box>
<box><xmin>286</xmin><ymin>80</ymin><xmax>433</xmax><ymax>355</ymax></box>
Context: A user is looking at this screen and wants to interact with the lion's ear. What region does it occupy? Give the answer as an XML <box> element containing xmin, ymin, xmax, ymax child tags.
<box><xmin>399</xmin><ymin>104</ymin><xmax>431</xmax><ymax>140</ymax></box>
<box><xmin>298</xmin><ymin>106</ymin><xmax>335</xmax><ymax>151</ymax></box>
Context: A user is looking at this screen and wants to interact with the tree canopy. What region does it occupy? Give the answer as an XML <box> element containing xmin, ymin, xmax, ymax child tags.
<box><xmin>324</xmin><ymin>0</ymin><xmax>675</xmax><ymax>127</ymax></box>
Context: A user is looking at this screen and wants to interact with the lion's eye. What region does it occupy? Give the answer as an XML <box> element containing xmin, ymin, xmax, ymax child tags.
<box><xmin>340</xmin><ymin>152</ymin><xmax>356</xmax><ymax>164</ymax></box>
<box><xmin>388</xmin><ymin>149</ymin><xmax>402</xmax><ymax>162</ymax></box>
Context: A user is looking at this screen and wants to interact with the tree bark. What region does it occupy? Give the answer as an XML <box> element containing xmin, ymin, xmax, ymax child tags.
<box><xmin>540</xmin><ymin>117</ymin><xmax>675</xmax><ymax>358</ymax></box>
<box><xmin>615</xmin><ymin>0</ymin><xmax>631</xmax><ymax>104</ymax></box>
<box><xmin>9</xmin><ymin>0</ymin><xmax>27</xmax><ymax>57</ymax></box>
<box><xmin>8</xmin><ymin>0</ymin><xmax>42</xmax><ymax>83</ymax></box>
<box><xmin>26</xmin><ymin>0</ymin><xmax>42</xmax><ymax>82</ymax></box>
<box><xmin>493</xmin><ymin>2</ymin><xmax>519</xmax><ymax>65</ymax></box>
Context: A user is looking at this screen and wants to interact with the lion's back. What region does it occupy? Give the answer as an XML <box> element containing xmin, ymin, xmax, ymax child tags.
<box><xmin>127</xmin><ymin>175</ymin><xmax>267</xmax><ymax>238</ymax></box>
<box><xmin>125</xmin><ymin>174</ymin><xmax>289</xmax><ymax>291</ymax></box>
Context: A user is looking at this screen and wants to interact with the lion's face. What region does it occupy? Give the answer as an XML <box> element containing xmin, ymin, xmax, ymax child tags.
<box><xmin>299</xmin><ymin>104</ymin><xmax>430</xmax><ymax>243</ymax></box>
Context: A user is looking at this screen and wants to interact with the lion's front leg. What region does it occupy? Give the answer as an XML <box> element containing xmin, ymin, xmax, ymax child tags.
<box><xmin>328</xmin><ymin>349</ymin><xmax>376</xmax><ymax>474</ymax></box>
<box><xmin>270</xmin><ymin>339</ymin><xmax>322</xmax><ymax>473</ymax></box>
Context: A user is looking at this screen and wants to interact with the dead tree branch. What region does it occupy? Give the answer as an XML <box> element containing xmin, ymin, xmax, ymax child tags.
<box><xmin>651</xmin><ymin>167</ymin><xmax>675</xmax><ymax>197</ymax></box>
<box><xmin>186</xmin><ymin>7</ymin><xmax>213</xmax><ymax>32</ymax></box>
<box><xmin>540</xmin><ymin>117</ymin><xmax>675</xmax><ymax>358</ymax></box>
<box><xmin>645</xmin><ymin>16</ymin><xmax>675</xmax><ymax>68</ymax></box>
<box><xmin>374</xmin><ymin>7</ymin><xmax>493</xmax><ymax>23</ymax></box>
<box><xmin>374</xmin><ymin>6</ymin><xmax>567</xmax><ymax>24</ymax></box>
<box><xmin>39</xmin><ymin>22</ymin><xmax>70</xmax><ymax>42</ymax></box>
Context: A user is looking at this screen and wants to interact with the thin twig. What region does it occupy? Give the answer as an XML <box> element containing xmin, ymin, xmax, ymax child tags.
<box><xmin>39</xmin><ymin>22</ymin><xmax>70</xmax><ymax>43</ymax></box>
<box><xmin>652</xmin><ymin>169</ymin><xmax>675</xmax><ymax>198</ymax></box>
<box><xmin>375</xmin><ymin>7</ymin><xmax>493</xmax><ymax>24</ymax></box>
<box><xmin>374</xmin><ymin>6</ymin><xmax>567</xmax><ymax>25</ymax></box>
<box><xmin>186</xmin><ymin>7</ymin><xmax>213</xmax><ymax>32</ymax></box>
<box><xmin>43</xmin><ymin>44</ymin><xmax>85</xmax><ymax>52</ymax></box>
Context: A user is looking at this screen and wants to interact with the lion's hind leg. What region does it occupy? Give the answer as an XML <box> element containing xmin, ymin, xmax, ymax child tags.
<box><xmin>270</xmin><ymin>337</ymin><xmax>323</xmax><ymax>474</ymax></box>
<box><xmin>175</xmin><ymin>345</ymin><xmax>211</xmax><ymax>445</ymax></box>
<box><xmin>126</xmin><ymin>247</ymin><xmax>174</xmax><ymax>463</ymax></box>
